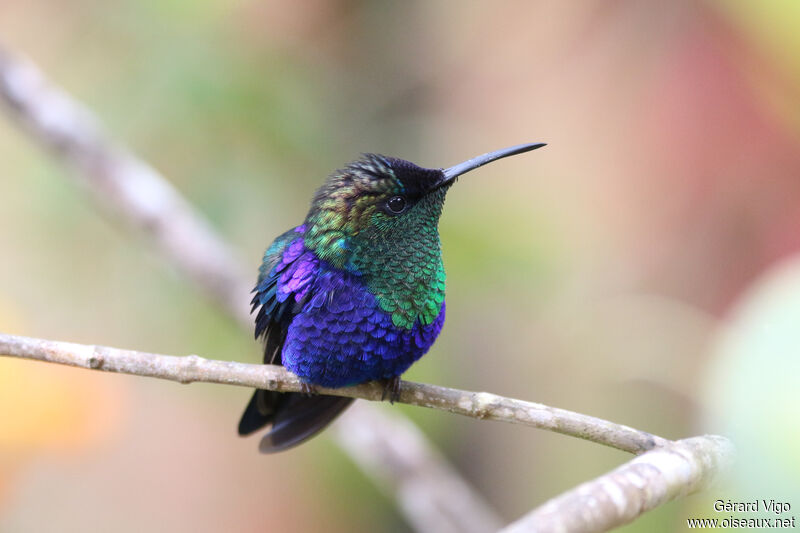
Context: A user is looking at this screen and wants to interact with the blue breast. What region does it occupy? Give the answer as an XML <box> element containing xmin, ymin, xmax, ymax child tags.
<box><xmin>257</xmin><ymin>236</ymin><xmax>445</xmax><ymax>388</ymax></box>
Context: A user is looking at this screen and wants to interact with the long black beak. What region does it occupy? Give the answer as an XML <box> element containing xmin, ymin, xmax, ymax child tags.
<box><xmin>440</xmin><ymin>142</ymin><xmax>546</xmax><ymax>185</ymax></box>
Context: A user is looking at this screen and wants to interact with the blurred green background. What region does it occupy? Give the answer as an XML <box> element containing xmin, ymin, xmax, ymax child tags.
<box><xmin>1</xmin><ymin>1</ymin><xmax>798</xmax><ymax>531</ymax></box>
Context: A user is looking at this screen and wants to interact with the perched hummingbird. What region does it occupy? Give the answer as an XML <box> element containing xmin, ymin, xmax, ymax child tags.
<box><xmin>239</xmin><ymin>142</ymin><xmax>545</xmax><ymax>452</ymax></box>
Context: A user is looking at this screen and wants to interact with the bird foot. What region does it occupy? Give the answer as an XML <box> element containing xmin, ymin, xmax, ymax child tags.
<box><xmin>380</xmin><ymin>376</ymin><xmax>402</xmax><ymax>404</ymax></box>
<box><xmin>300</xmin><ymin>382</ymin><xmax>319</xmax><ymax>396</ymax></box>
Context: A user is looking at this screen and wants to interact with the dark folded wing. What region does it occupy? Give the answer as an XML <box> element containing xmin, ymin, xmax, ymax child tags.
<box><xmin>238</xmin><ymin>226</ymin><xmax>354</xmax><ymax>451</ymax></box>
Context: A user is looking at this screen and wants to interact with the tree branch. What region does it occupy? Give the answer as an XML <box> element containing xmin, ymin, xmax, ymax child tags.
<box><xmin>501</xmin><ymin>435</ymin><xmax>735</xmax><ymax>533</ymax></box>
<box><xmin>0</xmin><ymin>332</ymin><xmax>737</xmax><ymax>532</ymax></box>
<box><xmin>0</xmin><ymin>46</ymin><xmax>503</xmax><ymax>533</ymax></box>
<box><xmin>0</xmin><ymin>332</ymin><xmax>667</xmax><ymax>455</ymax></box>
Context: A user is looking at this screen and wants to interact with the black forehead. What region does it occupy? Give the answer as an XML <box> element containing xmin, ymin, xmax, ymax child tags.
<box><xmin>359</xmin><ymin>154</ymin><xmax>443</xmax><ymax>197</ymax></box>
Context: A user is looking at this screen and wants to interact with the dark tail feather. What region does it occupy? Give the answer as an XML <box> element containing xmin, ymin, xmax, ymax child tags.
<box><xmin>238</xmin><ymin>389</ymin><xmax>281</xmax><ymax>436</ymax></box>
<box><xmin>260</xmin><ymin>394</ymin><xmax>353</xmax><ymax>453</ymax></box>
<box><xmin>238</xmin><ymin>390</ymin><xmax>353</xmax><ymax>453</ymax></box>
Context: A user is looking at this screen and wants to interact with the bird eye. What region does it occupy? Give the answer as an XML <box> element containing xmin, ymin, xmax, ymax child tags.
<box><xmin>386</xmin><ymin>195</ymin><xmax>407</xmax><ymax>214</ymax></box>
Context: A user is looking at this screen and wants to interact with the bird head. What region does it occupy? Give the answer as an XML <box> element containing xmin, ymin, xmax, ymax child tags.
<box><xmin>303</xmin><ymin>142</ymin><xmax>546</xmax><ymax>272</ymax></box>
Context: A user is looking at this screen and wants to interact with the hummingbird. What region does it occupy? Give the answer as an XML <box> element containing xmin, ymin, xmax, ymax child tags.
<box><xmin>238</xmin><ymin>142</ymin><xmax>546</xmax><ymax>452</ymax></box>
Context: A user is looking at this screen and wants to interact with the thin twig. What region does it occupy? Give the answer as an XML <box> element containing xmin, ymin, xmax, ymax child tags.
<box><xmin>501</xmin><ymin>435</ymin><xmax>735</xmax><ymax>533</ymax></box>
<box><xmin>0</xmin><ymin>332</ymin><xmax>667</xmax><ymax>454</ymax></box>
<box><xmin>0</xmin><ymin>46</ymin><xmax>503</xmax><ymax>532</ymax></box>
<box><xmin>0</xmin><ymin>332</ymin><xmax>738</xmax><ymax>532</ymax></box>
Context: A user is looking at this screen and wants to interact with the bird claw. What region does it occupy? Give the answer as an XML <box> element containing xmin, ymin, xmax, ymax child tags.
<box><xmin>380</xmin><ymin>377</ymin><xmax>402</xmax><ymax>404</ymax></box>
<box><xmin>300</xmin><ymin>382</ymin><xmax>319</xmax><ymax>396</ymax></box>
